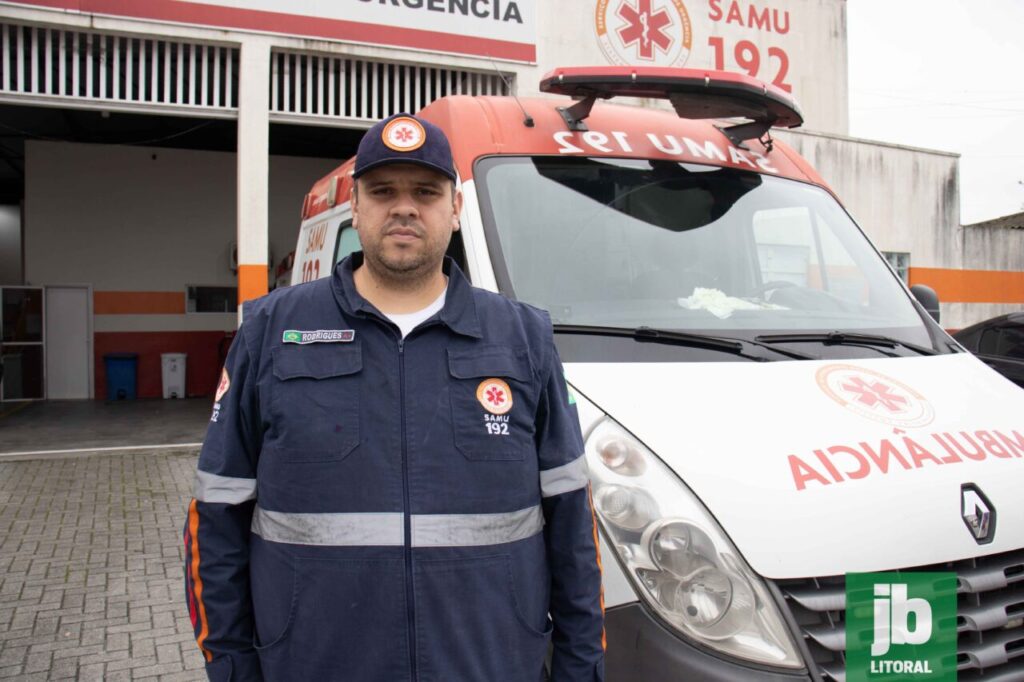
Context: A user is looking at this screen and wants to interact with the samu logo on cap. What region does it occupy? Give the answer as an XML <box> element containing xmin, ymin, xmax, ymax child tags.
<box><xmin>382</xmin><ymin>117</ymin><xmax>426</xmax><ymax>152</ymax></box>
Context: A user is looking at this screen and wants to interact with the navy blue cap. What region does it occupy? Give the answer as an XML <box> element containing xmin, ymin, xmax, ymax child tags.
<box><xmin>352</xmin><ymin>112</ymin><xmax>457</xmax><ymax>182</ymax></box>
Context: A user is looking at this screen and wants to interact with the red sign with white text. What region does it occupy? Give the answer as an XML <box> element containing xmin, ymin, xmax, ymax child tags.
<box><xmin>4</xmin><ymin>0</ymin><xmax>537</xmax><ymax>62</ymax></box>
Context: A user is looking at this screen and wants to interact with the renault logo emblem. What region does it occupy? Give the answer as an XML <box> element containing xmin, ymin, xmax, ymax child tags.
<box><xmin>961</xmin><ymin>483</ymin><xmax>995</xmax><ymax>544</ymax></box>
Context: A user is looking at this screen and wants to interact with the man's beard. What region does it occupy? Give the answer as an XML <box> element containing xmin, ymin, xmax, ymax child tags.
<box><xmin>364</xmin><ymin>218</ymin><xmax>449</xmax><ymax>285</ymax></box>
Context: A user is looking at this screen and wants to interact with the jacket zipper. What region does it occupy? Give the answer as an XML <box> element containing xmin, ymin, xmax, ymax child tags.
<box><xmin>398</xmin><ymin>337</ymin><xmax>417</xmax><ymax>681</ymax></box>
<box><xmin>369</xmin><ymin>316</ymin><xmax>441</xmax><ymax>681</ymax></box>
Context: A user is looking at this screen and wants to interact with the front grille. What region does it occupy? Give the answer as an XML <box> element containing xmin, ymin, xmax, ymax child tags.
<box><xmin>773</xmin><ymin>549</ymin><xmax>1024</xmax><ymax>682</ymax></box>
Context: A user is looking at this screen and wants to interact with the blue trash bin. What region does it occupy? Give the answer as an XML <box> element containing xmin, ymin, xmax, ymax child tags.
<box><xmin>104</xmin><ymin>353</ymin><xmax>138</xmax><ymax>401</ymax></box>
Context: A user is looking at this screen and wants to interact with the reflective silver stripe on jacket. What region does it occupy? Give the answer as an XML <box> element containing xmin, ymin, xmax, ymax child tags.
<box><xmin>411</xmin><ymin>505</ymin><xmax>543</xmax><ymax>547</ymax></box>
<box><xmin>251</xmin><ymin>504</ymin><xmax>544</xmax><ymax>548</ymax></box>
<box><xmin>539</xmin><ymin>454</ymin><xmax>589</xmax><ymax>498</ymax></box>
<box><xmin>193</xmin><ymin>470</ymin><xmax>257</xmax><ymax>505</ymax></box>
<box><xmin>252</xmin><ymin>508</ymin><xmax>405</xmax><ymax>546</ymax></box>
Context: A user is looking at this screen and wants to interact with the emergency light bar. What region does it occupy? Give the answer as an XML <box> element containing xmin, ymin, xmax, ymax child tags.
<box><xmin>539</xmin><ymin>66</ymin><xmax>803</xmax><ymax>147</ymax></box>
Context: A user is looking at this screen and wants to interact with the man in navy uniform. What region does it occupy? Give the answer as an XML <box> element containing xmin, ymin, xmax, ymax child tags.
<box><xmin>183</xmin><ymin>112</ymin><xmax>605</xmax><ymax>681</ymax></box>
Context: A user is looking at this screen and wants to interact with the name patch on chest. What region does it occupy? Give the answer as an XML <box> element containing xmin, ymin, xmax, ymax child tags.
<box><xmin>282</xmin><ymin>329</ymin><xmax>355</xmax><ymax>344</ymax></box>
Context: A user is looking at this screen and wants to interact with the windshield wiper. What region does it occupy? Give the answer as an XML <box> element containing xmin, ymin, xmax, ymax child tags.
<box><xmin>553</xmin><ymin>324</ymin><xmax>815</xmax><ymax>361</ymax></box>
<box><xmin>753</xmin><ymin>331</ymin><xmax>938</xmax><ymax>356</ymax></box>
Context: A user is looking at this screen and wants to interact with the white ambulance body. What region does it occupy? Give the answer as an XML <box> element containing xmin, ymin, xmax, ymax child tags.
<box><xmin>291</xmin><ymin>68</ymin><xmax>1024</xmax><ymax>681</ymax></box>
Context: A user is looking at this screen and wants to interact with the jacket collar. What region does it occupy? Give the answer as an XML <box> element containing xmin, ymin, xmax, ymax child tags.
<box><xmin>331</xmin><ymin>252</ymin><xmax>483</xmax><ymax>339</ymax></box>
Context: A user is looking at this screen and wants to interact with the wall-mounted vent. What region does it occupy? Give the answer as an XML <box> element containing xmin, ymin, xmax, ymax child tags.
<box><xmin>0</xmin><ymin>22</ymin><xmax>239</xmax><ymax>116</ymax></box>
<box><xmin>270</xmin><ymin>51</ymin><xmax>513</xmax><ymax>126</ymax></box>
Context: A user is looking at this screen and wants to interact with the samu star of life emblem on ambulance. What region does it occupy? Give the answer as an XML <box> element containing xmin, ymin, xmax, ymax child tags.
<box><xmin>815</xmin><ymin>364</ymin><xmax>935</xmax><ymax>428</ymax></box>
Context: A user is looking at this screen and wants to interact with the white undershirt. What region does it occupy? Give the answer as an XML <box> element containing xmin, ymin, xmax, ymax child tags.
<box><xmin>383</xmin><ymin>288</ymin><xmax>447</xmax><ymax>338</ymax></box>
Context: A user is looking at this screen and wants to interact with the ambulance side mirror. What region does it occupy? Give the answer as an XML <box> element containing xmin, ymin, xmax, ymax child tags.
<box><xmin>910</xmin><ymin>284</ymin><xmax>940</xmax><ymax>324</ymax></box>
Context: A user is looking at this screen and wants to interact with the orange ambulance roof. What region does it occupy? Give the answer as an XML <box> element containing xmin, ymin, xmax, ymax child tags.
<box><xmin>303</xmin><ymin>94</ymin><xmax>831</xmax><ymax>221</ymax></box>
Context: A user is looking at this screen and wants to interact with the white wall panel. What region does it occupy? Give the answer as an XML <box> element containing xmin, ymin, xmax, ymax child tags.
<box><xmin>945</xmin><ymin>303</ymin><xmax>1023</xmax><ymax>331</ymax></box>
<box><xmin>24</xmin><ymin>140</ymin><xmax>336</xmax><ymax>292</ymax></box>
<box><xmin>775</xmin><ymin>129</ymin><xmax>961</xmax><ymax>269</ymax></box>
<box><xmin>775</xmin><ymin>131</ymin><xmax>1024</xmax><ymax>331</ymax></box>
<box><xmin>963</xmin><ymin>225</ymin><xmax>1024</xmax><ymax>272</ymax></box>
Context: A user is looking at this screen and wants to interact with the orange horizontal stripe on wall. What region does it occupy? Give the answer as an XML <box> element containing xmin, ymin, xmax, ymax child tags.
<box><xmin>908</xmin><ymin>267</ymin><xmax>1024</xmax><ymax>304</ymax></box>
<box><xmin>94</xmin><ymin>291</ymin><xmax>186</xmax><ymax>315</ymax></box>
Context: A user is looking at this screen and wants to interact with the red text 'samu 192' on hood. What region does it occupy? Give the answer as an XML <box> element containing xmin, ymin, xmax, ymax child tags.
<box><xmin>301</xmin><ymin>94</ymin><xmax>832</xmax><ymax>221</ymax></box>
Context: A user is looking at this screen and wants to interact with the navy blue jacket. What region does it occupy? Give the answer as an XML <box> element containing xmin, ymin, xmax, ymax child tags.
<box><xmin>184</xmin><ymin>255</ymin><xmax>605</xmax><ymax>681</ymax></box>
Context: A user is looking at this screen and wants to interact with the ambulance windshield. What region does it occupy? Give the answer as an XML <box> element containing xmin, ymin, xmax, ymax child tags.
<box><xmin>475</xmin><ymin>156</ymin><xmax>934</xmax><ymax>350</ymax></box>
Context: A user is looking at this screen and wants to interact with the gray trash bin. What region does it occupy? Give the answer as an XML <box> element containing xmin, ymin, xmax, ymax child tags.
<box><xmin>161</xmin><ymin>352</ymin><xmax>187</xmax><ymax>399</ymax></box>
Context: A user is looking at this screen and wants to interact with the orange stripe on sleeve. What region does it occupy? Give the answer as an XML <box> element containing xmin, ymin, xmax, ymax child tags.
<box><xmin>587</xmin><ymin>484</ymin><xmax>607</xmax><ymax>651</ymax></box>
<box><xmin>188</xmin><ymin>499</ymin><xmax>213</xmax><ymax>662</ymax></box>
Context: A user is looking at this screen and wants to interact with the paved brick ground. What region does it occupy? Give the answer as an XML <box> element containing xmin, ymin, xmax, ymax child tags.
<box><xmin>0</xmin><ymin>452</ymin><xmax>206</xmax><ymax>681</ymax></box>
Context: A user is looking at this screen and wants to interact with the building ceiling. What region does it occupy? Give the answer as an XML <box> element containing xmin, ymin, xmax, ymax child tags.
<box><xmin>0</xmin><ymin>103</ymin><xmax>363</xmax><ymax>205</ymax></box>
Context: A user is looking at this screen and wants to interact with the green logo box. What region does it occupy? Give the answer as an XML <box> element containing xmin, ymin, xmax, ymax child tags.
<box><xmin>845</xmin><ymin>572</ymin><xmax>958</xmax><ymax>681</ymax></box>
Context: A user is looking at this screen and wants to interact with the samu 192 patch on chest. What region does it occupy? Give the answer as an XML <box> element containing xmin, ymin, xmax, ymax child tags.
<box><xmin>211</xmin><ymin>368</ymin><xmax>229</xmax><ymax>422</ymax></box>
<box><xmin>477</xmin><ymin>379</ymin><xmax>513</xmax><ymax>436</ymax></box>
<box><xmin>483</xmin><ymin>413</ymin><xmax>510</xmax><ymax>436</ymax></box>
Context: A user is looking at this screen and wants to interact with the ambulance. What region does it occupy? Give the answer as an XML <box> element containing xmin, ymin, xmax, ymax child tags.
<box><xmin>291</xmin><ymin>67</ymin><xmax>1024</xmax><ymax>680</ymax></box>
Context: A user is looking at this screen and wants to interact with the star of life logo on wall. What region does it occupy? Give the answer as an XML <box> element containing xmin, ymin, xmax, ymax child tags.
<box><xmin>595</xmin><ymin>0</ymin><xmax>693</xmax><ymax>67</ymax></box>
<box><xmin>816</xmin><ymin>365</ymin><xmax>935</xmax><ymax>429</ymax></box>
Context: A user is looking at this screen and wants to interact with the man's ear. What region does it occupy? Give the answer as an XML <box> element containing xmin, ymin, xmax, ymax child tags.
<box><xmin>451</xmin><ymin>189</ymin><xmax>463</xmax><ymax>231</ymax></box>
<box><xmin>350</xmin><ymin>186</ymin><xmax>359</xmax><ymax>228</ymax></box>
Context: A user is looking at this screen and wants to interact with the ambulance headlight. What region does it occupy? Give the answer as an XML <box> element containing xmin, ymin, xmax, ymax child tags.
<box><xmin>593</xmin><ymin>485</ymin><xmax>657</xmax><ymax>531</ymax></box>
<box><xmin>585</xmin><ymin>418</ymin><xmax>802</xmax><ymax>668</ymax></box>
<box><xmin>642</xmin><ymin>520</ymin><xmax>756</xmax><ymax>639</ymax></box>
<box><xmin>595</xmin><ymin>433</ymin><xmax>646</xmax><ymax>475</ymax></box>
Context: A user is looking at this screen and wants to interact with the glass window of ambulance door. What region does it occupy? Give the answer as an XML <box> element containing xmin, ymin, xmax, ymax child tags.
<box><xmin>334</xmin><ymin>220</ymin><xmax>469</xmax><ymax>275</ymax></box>
<box><xmin>334</xmin><ymin>221</ymin><xmax>359</xmax><ymax>265</ymax></box>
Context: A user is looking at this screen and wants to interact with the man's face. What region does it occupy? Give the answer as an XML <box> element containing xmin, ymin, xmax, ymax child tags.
<box><xmin>352</xmin><ymin>164</ymin><xmax>461</xmax><ymax>282</ymax></box>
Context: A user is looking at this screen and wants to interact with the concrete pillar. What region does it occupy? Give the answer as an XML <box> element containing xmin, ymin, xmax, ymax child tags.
<box><xmin>236</xmin><ymin>37</ymin><xmax>271</xmax><ymax>318</ymax></box>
